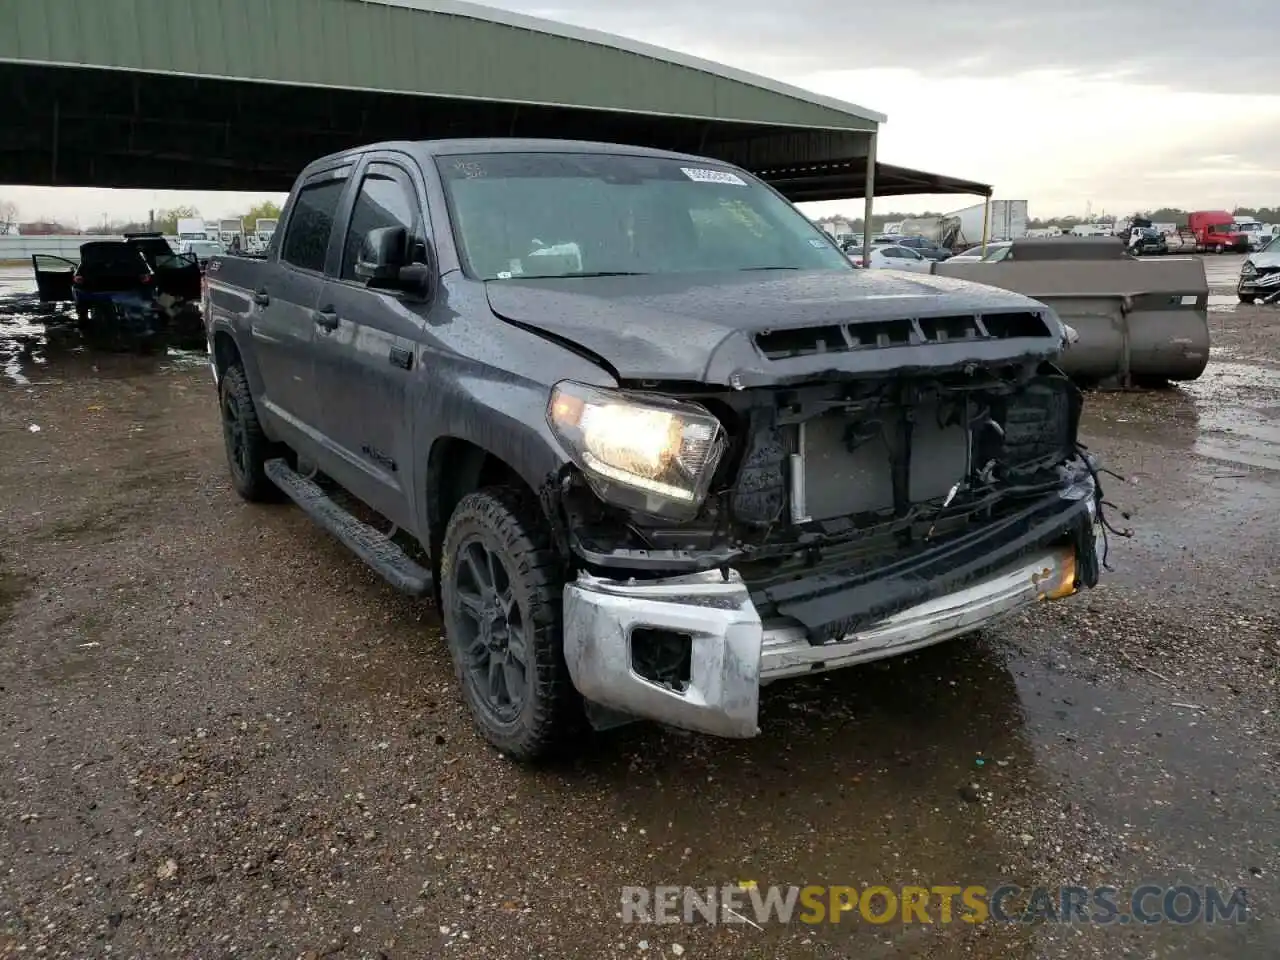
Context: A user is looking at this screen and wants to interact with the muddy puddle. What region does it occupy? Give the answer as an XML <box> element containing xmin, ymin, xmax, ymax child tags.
<box><xmin>0</xmin><ymin>273</ymin><xmax>206</xmax><ymax>386</ymax></box>
<box><xmin>1181</xmin><ymin>362</ymin><xmax>1280</xmax><ymax>471</ymax></box>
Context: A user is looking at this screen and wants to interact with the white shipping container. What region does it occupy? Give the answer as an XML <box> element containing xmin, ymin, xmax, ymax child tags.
<box><xmin>944</xmin><ymin>200</ymin><xmax>1029</xmax><ymax>244</ymax></box>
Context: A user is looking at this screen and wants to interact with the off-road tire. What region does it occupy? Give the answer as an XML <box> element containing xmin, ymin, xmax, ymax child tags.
<box><xmin>219</xmin><ymin>363</ymin><xmax>283</xmax><ymax>502</ymax></box>
<box><xmin>441</xmin><ymin>487</ymin><xmax>581</xmax><ymax>760</ymax></box>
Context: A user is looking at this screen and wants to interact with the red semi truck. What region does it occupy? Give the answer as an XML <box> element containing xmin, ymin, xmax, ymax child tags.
<box><xmin>1188</xmin><ymin>211</ymin><xmax>1250</xmax><ymax>253</ymax></box>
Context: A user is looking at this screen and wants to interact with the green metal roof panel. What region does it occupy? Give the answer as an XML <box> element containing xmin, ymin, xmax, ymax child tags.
<box><xmin>0</xmin><ymin>0</ymin><xmax>882</xmax><ymax>131</ymax></box>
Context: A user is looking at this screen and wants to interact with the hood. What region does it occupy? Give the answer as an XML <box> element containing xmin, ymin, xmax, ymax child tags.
<box><xmin>1247</xmin><ymin>249</ymin><xmax>1280</xmax><ymax>269</ymax></box>
<box><xmin>484</xmin><ymin>270</ymin><xmax>1065</xmax><ymax>387</ymax></box>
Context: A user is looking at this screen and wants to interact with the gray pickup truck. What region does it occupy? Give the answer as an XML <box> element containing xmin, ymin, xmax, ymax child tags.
<box><xmin>203</xmin><ymin>138</ymin><xmax>1103</xmax><ymax>760</ymax></box>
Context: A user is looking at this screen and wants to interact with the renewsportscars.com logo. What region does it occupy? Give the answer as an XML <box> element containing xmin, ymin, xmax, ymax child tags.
<box><xmin>621</xmin><ymin>884</ymin><xmax>1250</xmax><ymax>927</ymax></box>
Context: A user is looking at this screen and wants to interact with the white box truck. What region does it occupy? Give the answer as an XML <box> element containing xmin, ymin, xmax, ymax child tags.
<box><xmin>944</xmin><ymin>200</ymin><xmax>1029</xmax><ymax>244</ymax></box>
<box><xmin>177</xmin><ymin>217</ymin><xmax>207</xmax><ymax>240</ymax></box>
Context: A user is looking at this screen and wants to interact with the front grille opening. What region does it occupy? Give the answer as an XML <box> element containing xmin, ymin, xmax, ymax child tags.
<box><xmin>631</xmin><ymin>627</ymin><xmax>693</xmax><ymax>692</ymax></box>
<box><xmin>980</xmin><ymin>311</ymin><xmax>1051</xmax><ymax>339</ymax></box>
<box><xmin>920</xmin><ymin>314</ymin><xmax>982</xmax><ymax>342</ymax></box>
<box><xmin>848</xmin><ymin>317</ymin><xmax>914</xmax><ymax>347</ymax></box>
<box><xmin>755</xmin><ymin>325</ymin><xmax>849</xmax><ymax>359</ymax></box>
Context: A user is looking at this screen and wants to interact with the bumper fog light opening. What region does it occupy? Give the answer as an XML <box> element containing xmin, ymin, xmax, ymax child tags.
<box><xmin>630</xmin><ymin>627</ymin><xmax>693</xmax><ymax>693</ymax></box>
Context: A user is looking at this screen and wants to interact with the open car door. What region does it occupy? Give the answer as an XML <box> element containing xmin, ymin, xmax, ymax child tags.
<box><xmin>125</xmin><ymin>234</ymin><xmax>202</xmax><ymax>301</ymax></box>
<box><xmin>31</xmin><ymin>255</ymin><xmax>77</xmax><ymax>302</ymax></box>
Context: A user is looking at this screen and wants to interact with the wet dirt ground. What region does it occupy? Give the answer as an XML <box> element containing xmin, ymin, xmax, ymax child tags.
<box><xmin>1</xmin><ymin>258</ymin><xmax>1277</xmax><ymax>959</ymax></box>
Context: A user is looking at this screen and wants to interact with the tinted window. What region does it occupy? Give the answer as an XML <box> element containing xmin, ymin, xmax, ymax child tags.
<box><xmin>438</xmin><ymin>151</ymin><xmax>851</xmax><ymax>280</ymax></box>
<box><xmin>281</xmin><ymin>179</ymin><xmax>345</xmax><ymax>272</ymax></box>
<box><xmin>342</xmin><ymin>168</ymin><xmax>419</xmax><ymax>280</ymax></box>
<box><xmin>79</xmin><ymin>243</ymin><xmax>147</xmax><ymax>269</ymax></box>
<box><xmin>880</xmin><ymin>247</ymin><xmax>903</xmax><ymax>259</ymax></box>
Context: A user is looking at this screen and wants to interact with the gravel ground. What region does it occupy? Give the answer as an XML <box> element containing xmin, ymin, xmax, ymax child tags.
<box><xmin>1</xmin><ymin>258</ymin><xmax>1277</xmax><ymax>959</ymax></box>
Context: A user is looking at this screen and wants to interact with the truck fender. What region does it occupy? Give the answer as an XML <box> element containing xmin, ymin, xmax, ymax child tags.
<box><xmin>413</xmin><ymin>375</ymin><xmax>580</xmax><ymax>561</ymax></box>
<box><xmin>208</xmin><ymin>318</ymin><xmax>267</xmax><ymax>404</ymax></box>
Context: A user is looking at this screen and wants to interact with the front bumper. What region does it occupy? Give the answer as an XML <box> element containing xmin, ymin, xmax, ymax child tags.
<box><xmin>563</xmin><ymin>498</ymin><xmax>1098</xmax><ymax>739</ymax></box>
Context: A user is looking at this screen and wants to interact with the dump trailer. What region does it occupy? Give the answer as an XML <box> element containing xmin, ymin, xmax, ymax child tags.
<box><xmin>934</xmin><ymin>237</ymin><xmax>1209</xmax><ymax>386</ymax></box>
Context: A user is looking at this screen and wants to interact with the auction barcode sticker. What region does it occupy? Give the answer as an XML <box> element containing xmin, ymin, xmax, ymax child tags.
<box><xmin>681</xmin><ymin>167</ymin><xmax>747</xmax><ymax>186</ymax></box>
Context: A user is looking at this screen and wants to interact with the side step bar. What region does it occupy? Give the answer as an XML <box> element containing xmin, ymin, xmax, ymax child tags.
<box><xmin>264</xmin><ymin>458</ymin><xmax>432</xmax><ymax>596</ymax></box>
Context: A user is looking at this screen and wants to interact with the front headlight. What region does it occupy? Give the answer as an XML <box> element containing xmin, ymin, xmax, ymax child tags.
<box><xmin>1242</xmin><ymin>261</ymin><xmax>1257</xmax><ymax>276</ymax></box>
<box><xmin>547</xmin><ymin>381</ymin><xmax>727</xmax><ymax>519</ymax></box>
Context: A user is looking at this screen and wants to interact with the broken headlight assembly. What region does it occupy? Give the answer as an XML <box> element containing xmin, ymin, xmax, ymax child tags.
<box><xmin>547</xmin><ymin>381</ymin><xmax>727</xmax><ymax>520</ymax></box>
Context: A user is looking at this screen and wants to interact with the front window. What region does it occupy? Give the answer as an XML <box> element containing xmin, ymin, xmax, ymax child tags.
<box><xmin>1209</xmin><ymin>224</ymin><xmax>1237</xmax><ymax>234</ymax></box>
<box><xmin>437</xmin><ymin>151</ymin><xmax>852</xmax><ymax>280</ymax></box>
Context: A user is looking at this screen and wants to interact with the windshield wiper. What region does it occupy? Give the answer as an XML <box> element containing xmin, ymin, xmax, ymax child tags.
<box><xmin>513</xmin><ymin>270</ymin><xmax>649</xmax><ymax>279</ymax></box>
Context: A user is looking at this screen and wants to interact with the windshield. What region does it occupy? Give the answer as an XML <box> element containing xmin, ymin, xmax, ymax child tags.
<box><xmin>187</xmin><ymin>242</ymin><xmax>223</xmax><ymax>257</ymax></box>
<box><xmin>1209</xmin><ymin>223</ymin><xmax>1238</xmax><ymax>234</ymax></box>
<box><xmin>437</xmin><ymin>152</ymin><xmax>852</xmax><ymax>280</ymax></box>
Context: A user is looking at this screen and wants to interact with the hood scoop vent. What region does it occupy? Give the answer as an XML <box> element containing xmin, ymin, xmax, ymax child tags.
<box><xmin>753</xmin><ymin>311</ymin><xmax>1053</xmax><ymax>361</ymax></box>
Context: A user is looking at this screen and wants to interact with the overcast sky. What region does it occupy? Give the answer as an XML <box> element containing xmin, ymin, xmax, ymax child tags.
<box><xmin>4</xmin><ymin>0</ymin><xmax>1278</xmax><ymax>224</ymax></box>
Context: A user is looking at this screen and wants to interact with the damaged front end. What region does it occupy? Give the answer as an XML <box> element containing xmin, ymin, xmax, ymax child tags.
<box><xmin>551</xmin><ymin>306</ymin><xmax>1106</xmax><ymax>737</ymax></box>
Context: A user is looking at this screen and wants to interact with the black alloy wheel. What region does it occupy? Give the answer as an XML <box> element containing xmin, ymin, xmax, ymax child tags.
<box><xmin>451</xmin><ymin>536</ymin><xmax>529</xmax><ymax>725</ymax></box>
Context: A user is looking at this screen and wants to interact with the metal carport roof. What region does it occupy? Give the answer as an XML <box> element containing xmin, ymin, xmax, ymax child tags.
<box><xmin>0</xmin><ymin>0</ymin><xmax>992</xmax><ymax>254</ymax></box>
<box><xmin>764</xmin><ymin>160</ymin><xmax>993</xmax><ymax>202</ymax></box>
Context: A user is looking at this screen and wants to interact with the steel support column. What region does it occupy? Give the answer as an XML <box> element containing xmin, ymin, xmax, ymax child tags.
<box><xmin>861</xmin><ymin>132</ymin><xmax>877</xmax><ymax>266</ymax></box>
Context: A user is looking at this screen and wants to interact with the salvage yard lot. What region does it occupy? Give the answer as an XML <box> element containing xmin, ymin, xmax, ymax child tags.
<box><xmin>1</xmin><ymin>259</ymin><xmax>1278</xmax><ymax>958</ymax></box>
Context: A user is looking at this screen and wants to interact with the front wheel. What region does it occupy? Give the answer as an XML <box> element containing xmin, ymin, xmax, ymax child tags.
<box><xmin>1239</xmin><ymin>293</ymin><xmax>1257</xmax><ymax>304</ymax></box>
<box><xmin>1214</xmin><ymin>244</ymin><xmax>1224</xmax><ymax>254</ymax></box>
<box><xmin>441</xmin><ymin>487</ymin><xmax>581</xmax><ymax>760</ymax></box>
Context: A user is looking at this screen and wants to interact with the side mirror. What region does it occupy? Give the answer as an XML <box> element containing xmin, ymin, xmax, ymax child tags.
<box><xmin>356</xmin><ymin>227</ymin><xmax>436</xmax><ymax>299</ymax></box>
<box><xmin>355</xmin><ymin>226</ymin><xmax>409</xmax><ymax>285</ymax></box>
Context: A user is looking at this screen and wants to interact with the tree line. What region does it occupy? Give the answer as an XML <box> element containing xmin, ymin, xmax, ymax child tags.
<box><xmin>6</xmin><ymin>201</ymin><xmax>284</xmax><ymax>236</ymax></box>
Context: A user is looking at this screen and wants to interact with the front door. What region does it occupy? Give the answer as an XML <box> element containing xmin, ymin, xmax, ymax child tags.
<box><xmin>31</xmin><ymin>255</ymin><xmax>76</xmax><ymax>302</ymax></box>
<box><xmin>250</xmin><ymin>169</ymin><xmax>350</xmax><ymax>447</ymax></box>
<box><xmin>312</xmin><ymin>159</ymin><xmax>429</xmax><ymax>529</ymax></box>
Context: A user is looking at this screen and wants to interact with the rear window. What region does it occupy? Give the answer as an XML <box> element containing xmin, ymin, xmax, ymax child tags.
<box><xmin>80</xmin><ymin>244</ymin><xmax>146</xmax><ymax>269</ymax></box>
<box><xmin>282</xmin><ymin>179</ymin><xmax>346</xmax><ymax>272</ymax></box>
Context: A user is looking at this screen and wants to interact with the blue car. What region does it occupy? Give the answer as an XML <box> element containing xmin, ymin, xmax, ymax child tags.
<box><xmin>33</xmin><ymin>238</ymin><xmax>202</xmax><ymax>351</ymax></box>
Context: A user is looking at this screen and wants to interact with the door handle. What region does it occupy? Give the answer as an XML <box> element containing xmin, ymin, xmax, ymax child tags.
<box><xmin>252</xmin><ymin>288</ymin><xmax>270</xmax><ymax>307</ymax></box>
<box><xmin>313</xmin><ymin>308</ymin><xmax>339</xmax><ymax>331</ymax></box>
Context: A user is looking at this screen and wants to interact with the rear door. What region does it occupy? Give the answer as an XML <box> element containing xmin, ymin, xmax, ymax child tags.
<box><xmin>311</xmin><ymin>156</ymin><xmax>429</xmax><ymax>527</ymax></box>
<box><xmin>250</xmin><ymin>166</ymin><xmax>350</xmax><ymax>446</ymax></box>
<box><xmin>31</xmin><ymin>255</ymin><xmax>76</xmax><ymax>302</ymax></box>
<box><xmin>129</xmin><ymin>237</ymin><xmax>202</xmax><ymax>301</ymax></box>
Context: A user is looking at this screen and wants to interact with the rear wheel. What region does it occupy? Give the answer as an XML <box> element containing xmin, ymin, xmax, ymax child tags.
<box><xmin>219</xmin><ymin>363</ymin><xmax>283</xmax><ymax>502</ymax></box>
<box><xmin>441</xmin><ymin>487</ymin><xmax>581</xmax><ymax>760</ymax></box>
